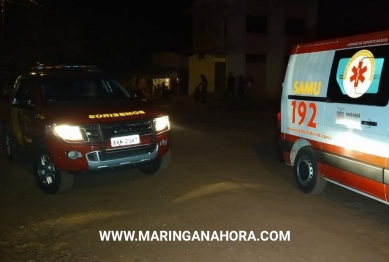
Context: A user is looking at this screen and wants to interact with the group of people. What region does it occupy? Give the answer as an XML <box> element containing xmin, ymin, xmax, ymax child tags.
<box><xmin>225</xmin><ymin>72</ymin><xmax>248</xmax><ymax>101</ymax></box>
<box><xmin>152</xmin><ymin>82</ymin><xmax>170</xmax><ymax>99</ymax></box>
<box><xmin>194</xmin><ymin>72</ymin><xmax>253</xmax><ymax>103</ymax></box>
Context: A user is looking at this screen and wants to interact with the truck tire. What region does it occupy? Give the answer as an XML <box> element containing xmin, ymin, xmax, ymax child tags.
<box><xmin>137</xmin><ymin>149</ymin><xmax>171</xmax><ymax>175</ymax></box>
<box><xmin>293</xmin><ymin>147</ymin><xmax>327</xmax><ymax>194</ymax></box>
<box><xmin>34</xmin><ymin>148</ymin><xmax>74</xmax><ymax>194</ymax></box>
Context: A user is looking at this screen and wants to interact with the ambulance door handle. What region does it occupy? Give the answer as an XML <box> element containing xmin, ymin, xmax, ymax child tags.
<box><xmin>361</xmin><ymin>120</ymin><xmax>377</xmax><ymax>126</ymax></box>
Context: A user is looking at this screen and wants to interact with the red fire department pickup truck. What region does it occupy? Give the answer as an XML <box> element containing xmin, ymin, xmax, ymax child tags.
<box><xmin>1</xmin><ymin>64</ymin><xmax>171</xmax><ymax>194</ymax></box>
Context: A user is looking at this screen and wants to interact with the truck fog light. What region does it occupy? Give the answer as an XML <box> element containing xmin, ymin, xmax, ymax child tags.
<box><xmin>68</xmin><ymin>151</ymin><xmax>81</xmax><ymax>159</ymax></box>
<box><xmin>159</xmin><ymin>139</ymin><xmax>167</xmax><ymax>146</ymax></box>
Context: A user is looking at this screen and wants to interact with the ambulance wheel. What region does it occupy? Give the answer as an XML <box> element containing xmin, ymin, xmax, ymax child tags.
<box><xmin>138</xmin><ymin>149</ymin><xmax>171</xmax><ymax>175</ymax></box>
<box><xmin>34</xmin><ymin>149</ymin><xmax>74</xmax><ymax>194</ymax></box>
<box><xmin>293</xmin><ymin>147</ymin><xmax>327</xmax><ymax>194</ymax></box>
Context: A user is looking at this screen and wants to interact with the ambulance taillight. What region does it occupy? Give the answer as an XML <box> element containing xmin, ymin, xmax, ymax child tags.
<box><xmin>277</xmin><ymin>112</ymin><xmax>281</xmax><ymax>132</ymax></box>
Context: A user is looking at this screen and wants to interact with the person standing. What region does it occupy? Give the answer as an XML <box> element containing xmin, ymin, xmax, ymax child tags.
<box><xmin>246</xmin><ymin>76</ymin><xmax>253</xmax><ymax>98</ymax></box>
<box><xmin>238</xmin><ymin>74</ymin><xmax>245</xmax><ymax>100</ymax></box>
<box><xmin>161</xmin><ymin>82</ymin><xmax>167</xmax><ymax>100</ymax></box>
<box><xmin>199</xmin><ymin>74</ymin><xmax>208</xmax><ymax>103</ymax></box>
<box><xmin>195</xmin><ymin>74</ymin><xmax>208</xmax><ymax>103</ymax></box>
<box><xmin>225</xmin><ymin>72</ymin><xmax>235</xmax><ymax>100</ymax></box>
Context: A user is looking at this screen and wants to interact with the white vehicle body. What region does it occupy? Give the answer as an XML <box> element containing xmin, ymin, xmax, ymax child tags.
<box><xmin>279</xmin><ymin>30</ymin><xmax>389</xmax><ymax>204</ymax></box>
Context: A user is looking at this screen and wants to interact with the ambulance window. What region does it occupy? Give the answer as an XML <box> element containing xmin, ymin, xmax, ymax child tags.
<box><xmin>326</xmin><ymin>45</ymin><xmax>389</xmax><ymax>106</ymax></box>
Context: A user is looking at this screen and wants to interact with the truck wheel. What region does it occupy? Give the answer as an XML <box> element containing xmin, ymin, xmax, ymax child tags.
<box><xmin>34</xmin><ymin>149</ymin><xmax>74</xmax><ymax>194</ymax></box>
<box><xmin>293</xmin><ymin>147</ymin><xmax>327</xmax><ymax>194</ymax></box>
<box><xmin>138</xmin><ymin>149</ymin><xmax>171</xmax><ymax>175</ymax></box>
<box><xmin>3</xmin><ymin>129</ymin><xmax>15</xmax><ymax>162</ymax></box>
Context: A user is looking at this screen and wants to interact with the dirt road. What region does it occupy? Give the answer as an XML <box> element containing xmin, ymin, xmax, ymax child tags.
<box><xmin>1</xmin><ymin>97</ymin><xmax>389</xmax><ymax>262</ymax></box>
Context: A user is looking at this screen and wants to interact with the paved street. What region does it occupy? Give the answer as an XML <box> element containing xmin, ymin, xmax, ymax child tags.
<box><xmin>1</xmin><ymin>95</ymin><xmax>389</xmax><ymax>262</ymax></box>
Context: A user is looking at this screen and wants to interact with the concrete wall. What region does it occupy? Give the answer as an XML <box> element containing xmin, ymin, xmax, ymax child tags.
<box><xmin>189</xmin><ymin>0</ymin><xmax>318</xmax><ymax>98</ymax></box>
<box><xmin>188</xmin><ymin>54</ymin><xmax>215</xmax><ymax>95</ymax></box>
<box><xmin>151</xmin><ymin>52</ymin><xmax>188</xmax><ymax>69</ymax></box>
<box><xmin>266</xmin><ymin>0</ymin><xmax>287</xmax><ymax>98</ymax></box>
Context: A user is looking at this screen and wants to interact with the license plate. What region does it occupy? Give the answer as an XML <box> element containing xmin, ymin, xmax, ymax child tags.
<box><xmin>111</xmin><ymin>135</ymin><xmax>140</xmax><ymax>147</ymax></box>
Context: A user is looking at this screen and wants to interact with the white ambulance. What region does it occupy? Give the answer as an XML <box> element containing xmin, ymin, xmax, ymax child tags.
<box><xmin>279</xmin><ymin>30</ymin><xmax>389</xmax><ymax>205</ymax></box>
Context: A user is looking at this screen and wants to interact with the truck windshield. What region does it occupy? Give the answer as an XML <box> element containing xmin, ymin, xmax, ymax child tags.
<box><xmin>40</xmin><ymin>76</ymin><xmax>130</xmax><ymax>103</ymax></box>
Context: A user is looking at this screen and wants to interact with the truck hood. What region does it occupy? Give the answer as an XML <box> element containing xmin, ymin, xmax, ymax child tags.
<box><xmin>41</xmin><ymin>98</ymin><xmax>161</xmax><ymax>125</ymax></box>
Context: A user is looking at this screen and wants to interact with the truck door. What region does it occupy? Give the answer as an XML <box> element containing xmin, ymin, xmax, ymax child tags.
<box><xmin>11</xmin><ymin>76</ymin><xmax>37</xmax><ymax>148</ymax></box>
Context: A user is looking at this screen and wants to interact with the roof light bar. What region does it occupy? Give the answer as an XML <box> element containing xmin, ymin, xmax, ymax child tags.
<box><xmin>33</xmin><ymin>64</ymin><xmax>98</xmax><ymax>70</ymax></box>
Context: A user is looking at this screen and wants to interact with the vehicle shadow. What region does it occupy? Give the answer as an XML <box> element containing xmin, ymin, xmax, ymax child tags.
<box><xmin>252</xmin><ymin>135</ymin><xmax>295</xmax><ymax>187</ymax></box>
<box><xmin>72</xmin><ymin>165</ymin><xmax>152</xmax><ymax>191</ymax></box>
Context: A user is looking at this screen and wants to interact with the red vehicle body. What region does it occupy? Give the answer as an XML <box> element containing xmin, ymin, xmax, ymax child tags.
<box><xmin>1</xmin><ymin>65</ymin><xmax>171</xmax><ymax>194</ymax></box>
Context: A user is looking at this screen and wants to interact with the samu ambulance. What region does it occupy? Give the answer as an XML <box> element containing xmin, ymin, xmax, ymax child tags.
<box><xmin>279</xmin><ymin>30</ymin><xmax>389</xmax><ymax>205</ymax></box>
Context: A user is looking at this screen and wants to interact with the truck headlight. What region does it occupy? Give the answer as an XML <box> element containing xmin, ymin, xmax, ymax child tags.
<box><xmin>154</xmin><ymin>116</ymin><xmax>170</xmax><ymax>134</ymax></box>
<box><xmin>54</xmin><ymin>125</ymin><xmax>83</xmax><ymax>142</ymax></box>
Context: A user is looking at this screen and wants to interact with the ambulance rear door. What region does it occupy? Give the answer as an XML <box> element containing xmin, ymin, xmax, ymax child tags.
<box><xmin>281</xmin><ymin>47</ymin><xmax>334</xmax><ymax>163</ymax></box>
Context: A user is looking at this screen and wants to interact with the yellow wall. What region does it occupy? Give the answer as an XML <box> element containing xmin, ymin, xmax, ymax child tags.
<box><xmin>188</xmin><ymin>55</ymin><xmax>215</xmax><ymax>95</ymax></box>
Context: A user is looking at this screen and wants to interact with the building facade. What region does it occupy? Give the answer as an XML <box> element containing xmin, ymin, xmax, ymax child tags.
<box><xmin>186</xmin><ymin>0</ymin><xmax>318</xmax><ymax>98</ymax></box>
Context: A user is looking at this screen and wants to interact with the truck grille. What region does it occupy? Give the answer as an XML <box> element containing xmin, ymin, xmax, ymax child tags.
<box><xmin>80</xmin><ymin>119</ymin><xmax>154</xmax><ymax>143</ymax></box>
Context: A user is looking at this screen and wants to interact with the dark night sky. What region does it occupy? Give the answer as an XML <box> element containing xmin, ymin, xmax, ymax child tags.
<box><xmin>59</xmin><ymin>0</ymin><xmax>194</xmax><ymax>48</ymax></box>
<box><xmin>5</xmin><ymin>0</ymin><xmax>193</xmax><ymax>72</ymax></box>
<box><xmin>317</xmin><ymin>0</ymin><xmax>389</xmax><ymax>38</ymax></box>
<box><xmin>73</xmin><ymin>1</ymin><xmax>193</xmax><ymax>71</ymax></box>
<box><xmin>7</xmin><ymin>0</ymin><xmax>389</xmax><ymax>41</ymax></box>
<box><xmin>49</xmin><ymin>0</ymin><xmax>389</xmax><ymax>48</ymax></box>
<box><xmin>4</xmin><ymin>0</ymin><xmax>389</xmax><ymax>72</ymax></box>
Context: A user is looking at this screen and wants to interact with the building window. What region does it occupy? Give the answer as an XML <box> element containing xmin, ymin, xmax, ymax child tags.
<box><xmin>199</xmin><ymin>19</ymin><xmax>206</xmax><ymax>34</ymax></box>
<box><xmin>285</xmin><ymin>18</ymin><xmax>305</xmax><ymax>35</ymax></box>
<box><xmin>246</xmin><ymin>54</ymin><xmax>266</xmax><ymax>63</ymax></box>
<box><xmin>246</xmin><ymin>15</ymin><xmax>267</xmax><ymax>34</ymax></box>
<box><xmin>153</xmin><ymin>79</ymin><xmax>170</xmax><ymax>90</ymax></box>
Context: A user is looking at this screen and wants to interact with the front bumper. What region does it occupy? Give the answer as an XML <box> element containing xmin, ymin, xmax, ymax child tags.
<box><xmin>47</xmin><ymin>131</ymin><xmax>170</xmax><ymax>172</ymax></box>
<box><xmin>85</xmin><ymin>144</ymin><xmax>159</xmax><ymax>170</ymax></box>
